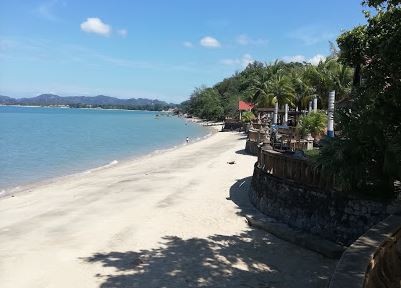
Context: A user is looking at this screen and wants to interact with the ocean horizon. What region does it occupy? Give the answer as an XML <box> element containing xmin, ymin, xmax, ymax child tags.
<box><xmin>0</xmin><ymin>106</ymin><xmax>211</xmax><ymax>192</ymax></box>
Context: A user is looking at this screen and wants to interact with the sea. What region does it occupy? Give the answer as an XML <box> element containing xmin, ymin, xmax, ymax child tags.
<box><xmin>0</xmin><ymin>106</ymin><xmax>210</xmax><ymax>193</ymax></box>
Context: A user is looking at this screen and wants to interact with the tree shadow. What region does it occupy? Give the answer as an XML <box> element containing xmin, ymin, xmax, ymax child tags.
<box><xmin>83</xmin><ymin>178</ymin><xmax>336</xmax><ymax>287</ymax></box>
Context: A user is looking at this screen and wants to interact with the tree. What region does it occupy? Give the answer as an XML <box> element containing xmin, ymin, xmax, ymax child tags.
<box><xmin>186</xmin><ymin>86</ymin><xmax>224</xmax><ymax>121</ymax></box>
<box><xmin>266</xmin><ymin>74</ymin><xmax>296</xmax><ymax>107</ymax></box>
<box><xmin>249</xmin><ymin>70</ymin><xmax>276</xmax><ymax>107</ymax></box>
<box><xmin>317</xmin><ymin>0</ymin><xmax>401</xmax><ymax>196</ymax></box>
<box><xmin>289</xmin><ymin>67</ymin><xmax>315</xmax><ymax>110</ymax></box>
<box><xmin>303</xmin><ymin>58</ymin><xmax>353</xmax><ymax>108</ymax></box>
<box><xmin>180</xmin><ymin>53</ymin><xmax>352</xmax><ymax>122</ymax></box>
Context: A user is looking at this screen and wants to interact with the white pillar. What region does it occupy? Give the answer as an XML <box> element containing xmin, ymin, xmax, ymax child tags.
<box><xmin>273</xmin><ymin>102</ymin><xmax>278</xmax><ymax>124</ymax></box>
<box><xmin>308</xmin><ymin>101</ymin><xmax>312</xmax><ymax>113</ymax></box>
<box><xmin>327</xmin><ymin>91</ymin><xmax>335</xmax><ymax>137</ymax></box>
<box><xmin>284</xmin><ymin>103</ymin><xmax>288</xmax><ymax>125</ymax></box>
<box><xmin>313</xmin><ymin>97</ymin><xmax>318</xmax><ymax>113</ymax></box>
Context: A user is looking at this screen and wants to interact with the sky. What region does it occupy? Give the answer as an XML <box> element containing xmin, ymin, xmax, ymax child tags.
<box><xmin>0</xmin><ymin>0</ymin><xmax>367</xmax><ymax>103</ymax></box>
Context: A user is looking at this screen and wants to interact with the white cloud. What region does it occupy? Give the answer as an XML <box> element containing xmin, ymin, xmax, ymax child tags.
<box><xmin>183</xmin><ymin>41</ymin><xmax>193</xmax><ymax>48</ymax></box>
<box><xmin>200</xmin><ymin>36</ymin><xmax>221</xmax><ymax>48</ymax></box>
<box><xmin>308</xmin><ymin>54</ymin><xmax>326</xmax><ymax>65</ymax></box>
<box><xmin>221</xmin><ymin>54</ymin><xmax>254</xmax><ymax>68</ymax></box>
<box><xmin>236</xmin><ymin>34</ymin><xmax>268</xmax><ymax>46</ymax></box>
<box><xmin>80</xmin><ymin>18</ymin><xmax>111</xmax><ymax>36</ymax></box>
<box><xmin>117</xmin><ymin>29</ymin><xmax>128</xmax><ymax>37</ymax></box>
<box><xmin>282</xmin><ymin>54</ymin><xmax>326</xmax><ymax>65</ymax></box>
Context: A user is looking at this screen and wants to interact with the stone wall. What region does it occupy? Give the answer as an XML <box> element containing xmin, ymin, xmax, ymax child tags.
<box><xmin>250</xmin><ymin>164</ymin><xmax>391</xmax><ymax>246</ymax></box>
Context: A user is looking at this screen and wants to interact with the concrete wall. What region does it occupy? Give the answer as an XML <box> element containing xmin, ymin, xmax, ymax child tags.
<box><xmin>250</xmin><ymin>164</ymin><xmax>391</xmax><ymax>246</ymax></box>
<box><xmin>329</xmin><ymin>215</ymin><xmax>401</xmax><ymax>288</ymax></box>
<box><xmin>245</xmin><ymin>140</ymin><xmax>259</xmax><ymax>156</ymax></box>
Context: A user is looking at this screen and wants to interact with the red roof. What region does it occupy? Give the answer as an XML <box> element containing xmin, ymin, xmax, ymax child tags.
<box><xmin>238</xmin><ymin>101</ymin><xmax>254</xmax><ymax>111</ymax></box>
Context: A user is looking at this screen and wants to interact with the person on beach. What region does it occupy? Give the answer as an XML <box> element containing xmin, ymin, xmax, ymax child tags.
<box><xmin>186</xmin><ymin>137</ymin><xmax>189</xmax><ymax>143</ymax></box>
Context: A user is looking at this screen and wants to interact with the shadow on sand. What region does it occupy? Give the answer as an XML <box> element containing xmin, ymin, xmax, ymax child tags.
<box><xmin>234</xmin><ymin>149</ymin><xmax>253</xmax><ymax>156</ymax></box>
<box><xmin>83</xmin><ymin>178</ymin><xmax>336</xmax><ymax>288</ymax></box>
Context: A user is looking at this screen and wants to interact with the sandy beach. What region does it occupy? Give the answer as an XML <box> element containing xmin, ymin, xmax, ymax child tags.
<box><xmin>0</xmin><ymin>131</ymin><xmax>335</xmax><ymax>288</ymax></box>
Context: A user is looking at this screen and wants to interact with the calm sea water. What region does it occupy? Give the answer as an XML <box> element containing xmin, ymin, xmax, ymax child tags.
<box><xmin>0</xmin><ymin>106</ymin><xmax>210</xmax><ymax>191</ymax></box>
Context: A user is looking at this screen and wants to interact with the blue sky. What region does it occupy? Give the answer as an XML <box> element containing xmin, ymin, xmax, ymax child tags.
<box><xmin>0</xmin><ymin>0</ymin><xmax>366</xmax><ymax>103</ymax></box>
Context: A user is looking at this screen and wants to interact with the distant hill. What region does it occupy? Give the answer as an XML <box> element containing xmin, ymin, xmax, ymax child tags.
<box><xmin>0</xmin><ymin>94</ymin><xmax>175</xmax><ymax>111</ymax></box>
<box><xmin>0</xmin><ymin>95</ymin><xmax>17</xmax><ymax>104</ymax></box>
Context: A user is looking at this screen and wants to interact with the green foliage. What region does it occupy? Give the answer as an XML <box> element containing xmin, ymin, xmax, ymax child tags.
<box><xmin>363</xmin><ymin>0</ymin><xmax>401</xmax><ymax>9</ymax></box>
<box><xmin>337</xmin><ymin>26</ymin><xmax>367</xmax><ymax>68</ymax></box>
<box><xmin>180</xmin><ymin>53</ymin><xmax>352</xmax><ymax>121</ymax></box>
<box><xmin>241</xmin><ymin>111</ymin><xmax>255</xmax><ymax>123</ymax></box>
<box><xmin>185</xmin><ymin>87</ymin><xmax>224</xmax><ymax>121</ymax></box>
<box><xmin>317</xmin><ymin>0</ymin><xmax>401</xmax><ymax>197</ymax></box>
<box><xmin>303</xmin><ymin>58</ymin><xmax>353</xmax><ymax>106</ymax></box>
<box><xmin>297</xmin><ymin>111</ymin><xmax>327</xmax><ymax>137</ymax></box>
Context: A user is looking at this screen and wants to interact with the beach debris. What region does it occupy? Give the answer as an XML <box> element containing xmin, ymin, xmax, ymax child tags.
<box><xmin>227</xmin><ymin>161</ymin><xmax>236</xmax><ymax>165</ymax></box>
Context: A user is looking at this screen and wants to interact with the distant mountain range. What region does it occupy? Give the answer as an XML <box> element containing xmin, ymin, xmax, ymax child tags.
<box><xmin>0</xmin><ymin>94</ymin><xmax>175</xmax><ymax>110</ymax></box>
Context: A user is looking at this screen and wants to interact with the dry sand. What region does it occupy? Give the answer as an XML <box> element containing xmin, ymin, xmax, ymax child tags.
<box><xmin>0</xmin><ymin>131</ymin><xmax>336</xmax><ymax>288</ymax></box>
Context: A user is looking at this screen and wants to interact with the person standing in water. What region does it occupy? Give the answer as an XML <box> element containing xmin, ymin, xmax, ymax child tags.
<box><xmin>186</xmin><ymin>137</ymin><xmax>189</xmax><ymax>143</ymax></box>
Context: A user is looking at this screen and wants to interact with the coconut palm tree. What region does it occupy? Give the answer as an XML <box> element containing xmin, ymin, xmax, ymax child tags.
<box><xmin>304</xmin><ymin>57</ymin><xmax>353</xmax><ymax>107</ymax></box>
<box><xmin>248</xmin><ymin>70</ymin><xmax>275</xmax><ymax>107</ymax></box>
<box><xmin>289</xmin><ymin>67</ymin><xmax>316</xmax><ymax>110</ymax></box>
<box><xmin>266</xmin><ymin>74</ymin><xmax>296</xmax><ymax>107</ymax></box>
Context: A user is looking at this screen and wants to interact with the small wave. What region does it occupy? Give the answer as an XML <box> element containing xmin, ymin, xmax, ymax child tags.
<box><xmin>83</xmin><ymin>160</ymin><xmax>119</xmax><ymax>174</ymax></box>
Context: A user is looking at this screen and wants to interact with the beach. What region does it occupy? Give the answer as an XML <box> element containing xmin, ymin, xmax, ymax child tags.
<box><xmin>0</xmin><ymin>131</ymin><xmax>335</xmax><ymax>288</ymax></box>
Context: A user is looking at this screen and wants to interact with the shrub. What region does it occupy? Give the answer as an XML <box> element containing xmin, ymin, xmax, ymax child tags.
<box><xmin>297</xmin><ymin>111</ymin><xmax>327</xmax><ymax>138</ymax></box>
<box><xmin>241</xmin><ymin>111</ymin><xmax>256</xmax><ymax>123</ymax></box>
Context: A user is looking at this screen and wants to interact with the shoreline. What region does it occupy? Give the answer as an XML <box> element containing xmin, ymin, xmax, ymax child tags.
<box><xmin>0</xmin><ymin>104</ymin><xmax>174</xmax><ymax>113</ymax></box>
<box><xmin>0</xmin><ymin>129</ymin><xmax>336</xmax><ymax>288</ymax></box>
<box><xmin>0</xmin><ymin>119</ymin><xmax>220</xmax><ymax>199</ymax></box>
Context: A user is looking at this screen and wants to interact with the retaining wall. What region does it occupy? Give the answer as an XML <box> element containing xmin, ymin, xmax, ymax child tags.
<box><xmin>250</xmin><ymin>164</ymin><xmax>391</xmax><ymax>246</ymax></box>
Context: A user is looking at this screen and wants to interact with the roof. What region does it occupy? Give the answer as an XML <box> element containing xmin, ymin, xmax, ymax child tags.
<box><xmin>238</xmin><ymin>101</ymin><xmax>254</xmax><ymax>111</ymax></box>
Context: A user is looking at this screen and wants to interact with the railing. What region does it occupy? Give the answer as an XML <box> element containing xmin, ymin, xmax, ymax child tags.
<box><xmin>274</xmin><ymin>136</ymin><xmax>309</xmax><ymax>151</ymax></box>
<box><xmin>248</xmin><ymin>129</ymin><xmax>266</xmax><ymax>143</ymax></box>
<box><xmin>257</xmin><ymin>149</ymin><xmax>336</xmax><ymax>190</ymax></box>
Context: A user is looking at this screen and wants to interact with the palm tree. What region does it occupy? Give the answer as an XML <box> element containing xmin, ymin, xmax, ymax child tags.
<box><xmin>248</xmin><ymin>70</ymin><xmax>275</xmax><ymax>107</ymax></box>
<box><xmin>328</xmin><ymin>61</ymin><xmax>353</xmax><ymax>100</ymax></box>
<box><xmin>304</xmin><ymin>57</ymin><xmax>353</xmax><ymax>108</ymax></box>
<box><xmin>289</xmin><ymin>67</ymin><xmax>315</xmax><ymax>110</ymax></box>
<box><xmin>266</xmin><ymin>74</ymin><xmax>296</xmax><ymax>107</ymax></box>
